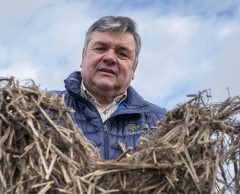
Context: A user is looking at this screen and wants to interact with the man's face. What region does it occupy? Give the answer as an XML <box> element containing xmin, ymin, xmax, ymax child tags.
<box><xmin>81</xmin><ymin>31</ymin><xmax>136</xmax><ymax>97</ymax></box>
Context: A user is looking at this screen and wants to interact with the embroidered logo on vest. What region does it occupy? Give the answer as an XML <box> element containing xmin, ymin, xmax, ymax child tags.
<box><xmin>128</xmin><ymin>124</ymin><xmax>140</xmax><ymax>131</ymax></box>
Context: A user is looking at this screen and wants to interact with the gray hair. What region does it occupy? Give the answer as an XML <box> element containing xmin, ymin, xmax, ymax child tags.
<box><xmin>84</xmin><ymin>16</ymin><xmax>141</xmax><ymax>67</ymax></box>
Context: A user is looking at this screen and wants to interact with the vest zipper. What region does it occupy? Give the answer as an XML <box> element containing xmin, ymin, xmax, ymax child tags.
<box><xmin>103</xmin><ymin>124</ymin><xmax>109</xmax><ymax>159</ymax></box>
<box><xmin>76</xmin><ymin>96</ymin><xmax>109</xmax><ymax>159</ymax></box>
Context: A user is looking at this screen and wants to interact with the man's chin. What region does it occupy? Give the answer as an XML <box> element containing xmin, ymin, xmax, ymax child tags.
<box><xmin>95</xmin><ymin>82</ymin><xmax>116</xmax><ymax>91</ymax></box>
<box><xmin>97</xmin><ymin>85</ymin><xmax>114</xmax><ymax>91</ymax></box>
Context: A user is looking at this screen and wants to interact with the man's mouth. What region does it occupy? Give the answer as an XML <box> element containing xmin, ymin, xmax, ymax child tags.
<box><xmin>98</xmin><ymin>68</ymin><xmax>116</xmax><ymax>75</ymax></box>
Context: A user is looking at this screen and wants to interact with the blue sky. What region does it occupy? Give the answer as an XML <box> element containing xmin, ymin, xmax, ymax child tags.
<box><xmin>1</xmin><ymin>0</ymin><xmax>240</xmax><ymax>109</ymax></box>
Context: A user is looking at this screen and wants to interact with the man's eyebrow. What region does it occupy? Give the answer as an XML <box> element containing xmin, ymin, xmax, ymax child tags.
<box><xmin>92</xmin><ymin>41</ymin><xmax>133</xmax><ymax>53</ymax></box>
<box><xmin>115</xmin><ymin>45</ymin><xmax>131</xmax><ymax>53</ymax></box>
<box><xmin>92</xmin><ymin>41</ymin><xmax>110</xmax><ymax>46</ymax></box>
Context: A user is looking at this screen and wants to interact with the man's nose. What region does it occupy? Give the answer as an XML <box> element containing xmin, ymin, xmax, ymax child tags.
<box><xmin>102</xmin><ymin>49</ymin><xmax>117</xmax><ymax>65</ymax></box>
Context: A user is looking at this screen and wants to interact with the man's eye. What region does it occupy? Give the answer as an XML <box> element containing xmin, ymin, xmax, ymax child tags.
<box><xmin>94</xmin><ymin>47</ymin><xmax>106</xmax><ymax>52</ymax></box>
<box><xmin>118</xmin><ymin>51</ymin><xmax>129</xmax><ymax>59</ymax></box>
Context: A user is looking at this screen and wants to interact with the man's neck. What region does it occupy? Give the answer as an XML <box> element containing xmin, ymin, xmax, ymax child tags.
<box><xmin>94</xmin><ymin>95</ymin><xmax>114</xmax><ymax>107</ymax></box>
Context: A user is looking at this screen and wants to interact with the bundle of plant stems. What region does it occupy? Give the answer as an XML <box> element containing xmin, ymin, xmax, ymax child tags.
<box><xmin>92</xmin><ymin>91</ymin><xmax>240</xmax><ymax>194</ymax></box>
<box><xmin>1</xmin><ymin>77</ymin><xmax>240</xmax><ymax>194</ymax></box>
<box><xmin>0</xmin><ymin>77</ymin><xmax>100</xmax><ymax>194</ymax></box>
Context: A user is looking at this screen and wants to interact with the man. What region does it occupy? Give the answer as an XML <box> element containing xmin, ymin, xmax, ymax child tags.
<box><xmin>63</xmin><ymin>16</ymin><xmax>166</xmax><ymax>160</ymax></box>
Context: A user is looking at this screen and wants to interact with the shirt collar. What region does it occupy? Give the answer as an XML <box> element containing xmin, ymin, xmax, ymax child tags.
<box><xmin>80</xmin><ymin>80</ymin><xmax>127</xmax><ymax>107</ymax></box>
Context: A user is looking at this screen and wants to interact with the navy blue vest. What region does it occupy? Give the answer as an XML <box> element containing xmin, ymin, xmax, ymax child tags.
<box><xmin>62</xmin><ymin>71</ymin><xmax>166</xmax><ymax>160</ymax></box>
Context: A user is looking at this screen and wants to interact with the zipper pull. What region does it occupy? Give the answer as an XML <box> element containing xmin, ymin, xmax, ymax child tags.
<box><xmin>104</xmin><ymin>125</ymin><xmax>108</xmax><ymax>132</ymax></box>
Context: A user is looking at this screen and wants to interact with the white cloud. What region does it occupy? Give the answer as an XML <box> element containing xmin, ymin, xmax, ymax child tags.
<box><xmin>1</xmin><ymin>62</ymin><xmax>38</xmax><ymax>79</ymax></box>
<box><xmin>131</xmin><ymin>14</ymin><xmax>223</xmax><ymax>107</ymax></box>
<box><xmin>0</xmin><ymin>46</ymin><xmax>7</xmax><ymax>66</ymax></box>
<box><xmin>199</xmin><ymin>25</ymin><xmax>240</xmax><ymax>102</ymax></box>
<box><xmin>0</xmin><ymin>0</ymin><xmax>92</xmax><ymax>88</ymax></box>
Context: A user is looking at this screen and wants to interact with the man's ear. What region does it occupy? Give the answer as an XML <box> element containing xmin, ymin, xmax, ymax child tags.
<box><xmin>133</xmin><ymin>59</ymin><xmax>138</xmax><ymax>72</ymax></box>
<box><xmin>81</xmin><ymin>48</ymin><xmax>86</xmax><ymax>68</ymax></box>
<box><xmin>82</xmin><ymin>48</ymin><xmax>86</xmax><ymax>57</ymax></box>
<box><xmin>132</xmin><ymin>73</ymin><xmax>135</xmax><ymax>80</ymax></box>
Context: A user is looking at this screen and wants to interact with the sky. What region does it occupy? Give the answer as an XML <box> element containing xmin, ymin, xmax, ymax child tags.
<box><xmin>0</xmin><ymin>0</ymin><xmax>240</xmax><ymax>109</ymax></box>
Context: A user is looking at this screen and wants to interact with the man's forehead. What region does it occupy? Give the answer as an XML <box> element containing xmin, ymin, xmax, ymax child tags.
<box><xmin>89</xmin><ymin>31</ymin><xmax>135</xmax><ymax>46</ymax></box>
